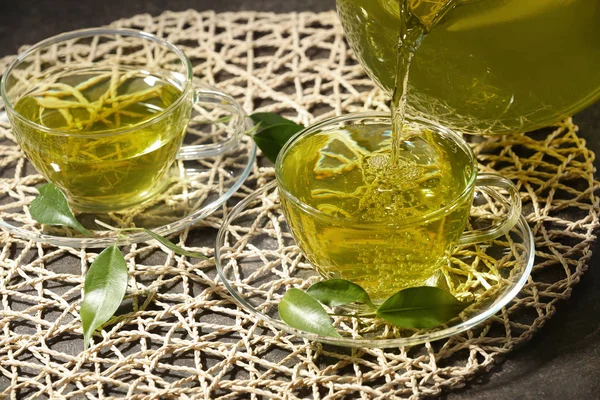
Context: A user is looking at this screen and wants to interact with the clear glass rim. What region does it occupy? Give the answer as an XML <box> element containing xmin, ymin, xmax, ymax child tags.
<box><xmin>215</xmin><ymin>180</ymin><xmax>535</xmax><ymax>348</ymax></box>
<box><xmin>274</xmin><ymin>112</ymin><xmax>478</xmax><ymax>228</ymax></box>
<box><xmin>0</xmin><ymin>28</ymin><xmax>194</xmax><ymax>138</ymax></box>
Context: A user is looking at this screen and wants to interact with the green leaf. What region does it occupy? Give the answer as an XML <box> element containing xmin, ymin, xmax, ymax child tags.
<box><xmin>250</xmin><ymin>112</ymin><xmax>303</xmax><ymax>129</ymax></box>
<box><xmin>252</xmin><ymin>123</ymin><xmax>303</xmax><ymax>163</ymax></box>
<box><xmin>81</xmin><ymin>244</ymin><xmax>128</xmax><ymax>350</ymax></box>
<box><xmin>278</xmin><ymin>288</ymin><xmax>341</xmax><ymax>338</ymax></box>
<box><xmin>249</xmin><ymin>112</ymin><xmax>304</xmax><ymax>163</ymax></box>
<box><xmin>306</xmin><ymin>279</ymin><xmax>375</xmax><ymax>308</ymax></box>
<box><xmin>142</xmin><ymin>228</ymin><xmax>207</xmax><ymax>259</ymax></box>
<box><xmin>29</xmin><ymin>184</ymin><xmax>92</xmax><ymax>236</ymax></box>
<box><xmin>376</xmin><ymin>286</ymin><xmax>470</xmax><ymax>329</ymax></box>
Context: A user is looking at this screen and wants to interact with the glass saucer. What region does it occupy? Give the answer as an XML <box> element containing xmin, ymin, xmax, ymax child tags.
<box><xmin>0</xmin><ymin>134</ymin><xmax>256</xmax><ymax>248</ymax></box>
<box><xmin>215</xmin><ymin>181</ymin><xmax>534</xmax><ymax>348</ymax></box>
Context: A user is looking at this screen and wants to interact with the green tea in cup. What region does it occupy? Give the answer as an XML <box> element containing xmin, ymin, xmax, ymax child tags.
<box><xmin>11</xmin><ymin>66</ymin><xmax>190</xmax><ymax>210</ymax></box>
<box><xmin>1</xmin><ymin>28</ymin><xmax>247</xmax><ymax>212</ymax></box>
<box><xmin>276</xmin><ymin>114</ymin><xmax>521</xmax><ymax>302</ymax></box>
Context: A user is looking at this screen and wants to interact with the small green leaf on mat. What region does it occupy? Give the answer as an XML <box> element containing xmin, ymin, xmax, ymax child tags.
<box><xmin>250</xmin><ymin>112</ymin><xmax>304</xmax><ymax>163</ymax></box>
<box><xmin>307</xmin><ymin>279</ymin><xmax>375</xmax><ymax>308</ymax></box>
<box><xmin>376</xmin><ymin>286</ymin><xmax>470</xmax><ymax>329</ymax></box>
<box><xmin>81</xmin><ymin>245</ymin><xmax>128</xmax><ymax>350</ymax></box>
<box><xmin>142</xmin><ymin>228</ymin><xmax>207</xmax><ymax>259</ymax></box>
<box><xmin>29</xmin><ymin>183</ymin><xmax>92</xmax><ymax>236</ymax></box>
<box><xmin>278</xmin><ymin>288</ymin><xmax>341</xmax><ymax>338</ymax></box>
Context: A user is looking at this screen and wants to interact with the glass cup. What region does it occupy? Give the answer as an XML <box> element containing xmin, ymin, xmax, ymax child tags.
<box><xmin>0</xmin><ymin>28</ymin><xmax>248</xmax><ymax>212</ymax></box>
<box><xmin>275</xmin><ymin>113</ymin><xmax>522</xmax><ymax>302</ymax></box>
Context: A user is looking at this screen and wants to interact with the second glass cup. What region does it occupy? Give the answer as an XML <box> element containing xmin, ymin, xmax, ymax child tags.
<box><xmin>1</xmin><ymin>28</ymin><xmax>248</xmax><ymax>212</ymax></box>
<box><xmin>276</xmin><ymin>113</ymin><xmax>521</xmax><ymax>303</ymax></box>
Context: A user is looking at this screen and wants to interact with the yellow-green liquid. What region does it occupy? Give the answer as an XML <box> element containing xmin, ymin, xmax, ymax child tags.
<box><xmin>280</xmin><ymin>1</ymin><xmax>476</xmax><ymax>301</ymax></box>
<box><xmin>279</xmin><ymin>122</ymin><xmax>473</xmax><ymax>301</ymax></box>
<box><xmin>338</xmin><ymin>0</ymin><xmax>600</xmax><ymax>134</ymax></box>
<box><xmin>12</xmin><ymin>67</ymin><xmax>190</xmax><ymax>211</ymax></box>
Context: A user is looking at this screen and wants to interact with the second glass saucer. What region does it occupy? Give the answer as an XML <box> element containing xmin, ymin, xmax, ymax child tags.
<box><xmin>216</xmin><ymin>181</ymin><xmax>534</xmax><ymax>348</ymax></box>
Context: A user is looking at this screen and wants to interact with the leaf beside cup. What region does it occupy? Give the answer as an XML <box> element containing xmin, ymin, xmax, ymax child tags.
<box><xmin>306</xmin><ymin>279</ymin><xmax>375</xmax><ymax>308</ymax></box>
<box><xmin>29</xmin><ymin>183</ymin><xmax>91</xmax><ymax>236</ymax></box>
<box><xmin>80</xmin><ymin>244</ymin><xmax>128</xmax><ymax>349</ymax></box>
<box><xmin>249</xmin><ymin>112</ymin><xmax>304</xmax><ymax>163</ymax></box>
<box><xmin>250</xmin><ymin>112</ymin><xmax>303</xmax><ymax>129</ymax></box>
<box><xmin>376</xmin><ymin>286</ymin><xmax>470</xmax><ymax>329</ymax></box>
<box><xmin>278</xmin><ymin>288</ymin><xmax>341</xmax><ymax>338</ymax></box>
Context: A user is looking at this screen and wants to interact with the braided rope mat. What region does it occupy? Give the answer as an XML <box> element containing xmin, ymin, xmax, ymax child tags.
<box><xmin>0</xmin><ymin>10</ymin><xmax>599</xmax><ymax>399</ymax></box>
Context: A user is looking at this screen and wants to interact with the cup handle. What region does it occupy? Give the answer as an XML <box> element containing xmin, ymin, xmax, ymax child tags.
<box><xmin>176</xmin><ymin>87</ymin><xmax>253</xmax><ymax>160</ymax></box>
<box><xmin>458</xmin><ymin>173</ymin><xmax>522</xmax><ymax>245</ymax></box>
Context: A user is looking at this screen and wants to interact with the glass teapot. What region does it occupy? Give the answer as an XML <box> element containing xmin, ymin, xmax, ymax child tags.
<box><xmin>336</xmin><ymin>0</ymin><xmax>600</xmax><ymax>134</ymax></box>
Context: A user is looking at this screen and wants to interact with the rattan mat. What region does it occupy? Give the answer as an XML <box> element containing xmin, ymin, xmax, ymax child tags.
<box><xmin>0</xmin><ymin>10</ymin><xmax>599</xmax><ymax>399</ymax></box>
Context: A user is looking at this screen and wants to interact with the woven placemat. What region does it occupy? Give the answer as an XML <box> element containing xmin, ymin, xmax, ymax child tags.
<box><xmin>0</xmin><ymin>10</ymin><xmax>599</xmax><ymax>399</ymax></box>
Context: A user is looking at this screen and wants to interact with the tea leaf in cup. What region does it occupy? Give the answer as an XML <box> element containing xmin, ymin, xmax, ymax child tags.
<box><xmin>81</xmin><ymin>244</ymin><xmax>128</xmax><ymax>350</ymax></box>
<box><xmin>278</xmin><ymin>288</ymin><xmax>341</xmax><ymax>338</ymax></box>
<box><xmin>29</xmin><ymin>184</ymin><xmax>92</xmax><ymax>236</ymax></box>
<box><xmin>250</xmin><ymin>112</ymin><xmax>304</xmax><ymax>163</ymax></box>
<box><xmin>376</xmin><ymin>286</ymin><xmax>470</xmax><ymax>329</ymax></box>
<box><xmin>14</xmin><ymin>67</ymin><xmax>187</xmax><ymax>211</ymax></box>
<box><xmin>306</xmin><ymin>279</ymin><xmax>375</xmax><ymax>308</ymax></box>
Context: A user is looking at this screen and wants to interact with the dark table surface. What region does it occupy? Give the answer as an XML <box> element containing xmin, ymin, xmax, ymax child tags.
<box><xmin>0</xmin><ymin>0</ymin><xmax>599</xmax><ymax>399</ymax></box>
